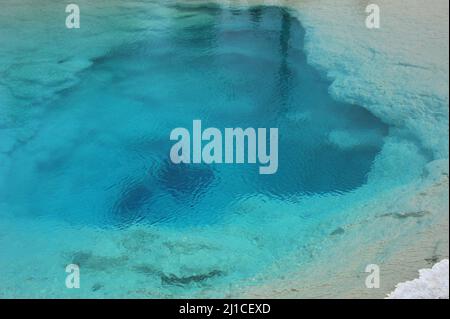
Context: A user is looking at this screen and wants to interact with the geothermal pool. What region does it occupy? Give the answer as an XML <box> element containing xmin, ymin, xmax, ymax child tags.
<box><xmin>1</xmin><ymin>5</ymin><xmax>387</xmax><ymax>228</ymax></box>
<box><xmin>0</xmin><ymin>1</ymin><xmax>447</xmax><ymax>298</ymax></box>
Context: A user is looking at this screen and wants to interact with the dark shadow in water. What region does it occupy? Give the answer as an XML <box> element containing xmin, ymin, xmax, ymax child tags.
<box><xmin>112</xmin><ymin>181</ymin><xmax>153</xmax><ymax>225</ymax></box>
<box><xmin>277</xmin><ymin>9</ymin><xmax>293</xmax><ymax>115</ymax></box>
<box><xmin>249</xmin><ymin>7</ymin><xmax>263</xmax><ymax>23</ymax></box>
<box><xmin>111</xmin><ymin>161</ymin><xmax>215</xmax><ymax>226</ymax></box>
<box><xmin>157</xmin><ymin>160</ymin><xmax>215</xmax><ymax>203</ymax></box>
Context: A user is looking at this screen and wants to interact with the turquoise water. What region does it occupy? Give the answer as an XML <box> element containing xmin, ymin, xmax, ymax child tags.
<box><xmin>0</xmin><ymin>3</ymin><xmax>389</xmax><ymax>297</ymax></box>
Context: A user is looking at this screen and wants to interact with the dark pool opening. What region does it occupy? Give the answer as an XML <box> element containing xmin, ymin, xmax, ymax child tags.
<box><xmin>1</xmin><ymin>5</ymin><xmax>388</xmax><ymax>228</ymax></box>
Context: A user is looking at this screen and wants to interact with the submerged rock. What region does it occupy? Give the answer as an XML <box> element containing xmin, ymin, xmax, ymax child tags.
<box><xmin>425</xmin><ymin>255</ymin><xmax>441</xmax><ymax>265</ymax></box>
<box><xmin>71</xmin><ymin>251</ymin><xmax>93</xmax><ymax>266</ymax></box>
<box><xmin>70</xmin><ymin>250</ymin><xmax>128</xmax><ymax>271</ymax></box>
<box><xmin>161</xmin><ymin>270</ymin><xmax>224</xmax><ymax>286</ymax></box>
<box><xmin>133</xmin><ymin>264</ymin><xmax>160</xmax><ymax>276</ymax></box>
<box><xmin>380</xmin><ymin>211</ymin><xmax>430</xmax><ymax>219</ymax></box>
<box><xmin>91</xmin><ymin>283</ymin><xmax>104</xmax><ymax>292</ymax></box>
<box><xmin>330</xmin><ymin>227</ymin><xmax>345</xmax><ymax>236</ymax></box>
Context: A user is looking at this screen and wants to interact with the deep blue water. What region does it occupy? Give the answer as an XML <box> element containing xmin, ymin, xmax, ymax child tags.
<box><xmin>1</xmin><ymin>5</ymin><xmax>387</xmax><ymax>229</ymax></box>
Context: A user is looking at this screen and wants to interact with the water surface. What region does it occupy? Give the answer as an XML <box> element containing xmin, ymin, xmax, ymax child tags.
<box><xmin>0</xmin><ymin>3</ymin><xmax>388</xmax><ymax>297</ymax></box>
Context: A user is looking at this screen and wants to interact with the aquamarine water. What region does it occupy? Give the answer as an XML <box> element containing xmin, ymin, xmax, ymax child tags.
<box><xmin>0</xmin><ymin>3</ymin><xmax>389</xmax><ymax>297</ymax></box>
